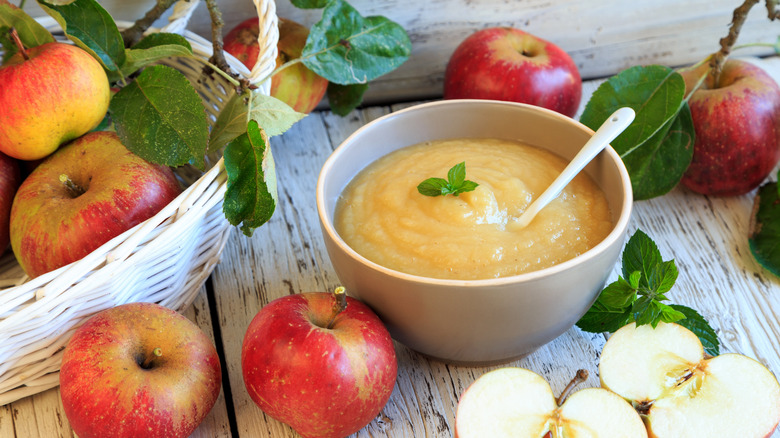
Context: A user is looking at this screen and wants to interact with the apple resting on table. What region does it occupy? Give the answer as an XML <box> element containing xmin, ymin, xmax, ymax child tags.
<box><xmin>443</xmin><ymin>27</ymin><xmax>582</xmax><ymax>118</ymax></box>
<box><xmin>59</xmin><ymin>302</ymin><xmax>222</xmax><ymax>438</ymax></box>
<box><xmin>0</xmin><ymin>151</ymin><xmax>20</xmax><ymax>250</ymax></box>
<box><xmin>679</xmin><ymin>58</ymin><xmax>780</xmax><ymax>196</ymax></box>
<box><xmin>242</xmin><ymin>288</ymin><xmax>397</xmax><ymax>438</ymax></box>
<box><xmin>9</xmin><ymin>131</ymin><xmax>182</xmax><ymax>278</ymax></box>
<box><xmin>0</xmin><ymin>35</ymin><xmax>110</xmax><ymax>160</ymax></box>
<box><xmin>224</xmin><ymin>16</ymin><xmax>329</xmax><ymax>114</ymax></box>
<box><xmin>599</xmin><ymin>321</ymin><xmax>780</xmax><ymax>438</ymax></box>
<box><xmin>455</xmin><ymin>367</ymin><xmax>648</xmax><ymax>438</ymax></box>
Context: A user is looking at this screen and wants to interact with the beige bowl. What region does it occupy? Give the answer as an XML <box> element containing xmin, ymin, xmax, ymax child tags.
<box><xmin>316</xmin><ymin>100</ymin><xmax>632</xmax><ymax>365</ymax></box>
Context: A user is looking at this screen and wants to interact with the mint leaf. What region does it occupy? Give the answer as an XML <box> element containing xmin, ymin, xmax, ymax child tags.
<box><xmin>223</xmin><ymin>120</ymin><xmax>277</xmax><ymax>237</ymax></box>
<box><xmin>576</xmin><ymin>301</ymin><xmax>632</xmax><ymax>333</ymax></box>
<box><xmin>621</xmin><ymin>229</ymin><xmax>662</xmax><ymax>280</ymax></box>
<box><xmin>110</xmin><ymin>65</ymin><xmax>209</xmax><ymax>168</ymax></box>
<box><xmin>0</xmin><ymin>4</ymin><xmax>55</xmax><ymax>58</ymax></box>
<box><xmin>749</xmin><ymin>181</ymin><xmax>780</xmax><ymax>278</ymax></box>
<box><xmin>598</xmin><ymin>277</ymin><xmax>638</xmax><ymax>309</ymax></box>
<box><xmin>327</xmin><ymin>82</ymin><xmax>368</xmax><ymax>116</ymax></box>
<box><xmin>417</xmin><ymin>162</ymin><xmax>478</xmax><ymax>197</ymax></box>
<box><xmin>671</xmin><ymin>304</ymin><xmax>720</xmax><ymax>356</ymax></box>
<box><xmin>302</xmin><ymin>0</ymin><xmax>411</xmax><ymax>85</ymax></box>
<box><xmin>580</xmin><ymin>65</ymin><xmax>694</xmax><ymax>200</ymax></box>
<box><xmin>37</xmin><ymin>0</ymin><xmax>125</xmax><ymax>72</ymax></box>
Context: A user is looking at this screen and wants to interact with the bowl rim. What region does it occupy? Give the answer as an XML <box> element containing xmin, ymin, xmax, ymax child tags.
<box><xmin>316</xmin><ymin>99</ymin><xmax>633</xmax><ymax>287</ymax></box>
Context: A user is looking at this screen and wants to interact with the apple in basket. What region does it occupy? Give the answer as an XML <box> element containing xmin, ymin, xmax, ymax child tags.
<box><xmin>443</xmin><ymin>27</ymin><xmax>582</xmax><ymax>118</ymax></box>
<box><xmin>0</xmin><ymin>151</ymin><xmax>21</xmax><ymax>250</ymax></box>
<box><xmin>0</xmin><ymin>31</ymin><xmax>110</xmax><ymax>160</ymax></box>
<box><xmin>9</xmin><ymin>131</ymin><xmax>182</xmax><ymax>278</ymax></box>
<box><xmin>242</xmin><ymin>287</ymin><xmax>398</xmax><ymax>438</ymax></box>
<box><xmin>599</xmin><ymin>321</ymin><xmax>780</xmax><ymax>437</ymax></box>
<box><xmin>224</xmin><ymin>16</ymin><xmax>329</xmax><ymax>113</ymax></box>
<box><xmin>455</xmin><ymin>367</ymin><xmax>648</xmax><ymax>438</ymax></box>
<box><xmin>59</xmin><ymin>302</ymin><xmax>222</xmax><ymax>438</ymax></box>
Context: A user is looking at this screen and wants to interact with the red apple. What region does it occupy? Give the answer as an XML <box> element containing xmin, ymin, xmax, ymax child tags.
<box><xmin>679</xmin><ymin>58</ymin><xmax>780</xmax><ymax>196</ymax></box>
<box><xmin>9</xmin><ymin>131</ymin><xmax>182</xmax><ymax>278</ymax></box>
<box><xmin>0</xmin><ymin>151</ymin><xmax>20</xmax><ymax>251</ymax></box>
<box><xmin>242</xmin><ymin>288</ymin><xmax>397</xmax><ymax>438</ymax></box>
<box><xmin>0</xmin><ymin>34</ymin><xmax>110</xmax><ymax>160</ymax></box>
<box><xmin>59</xmin><ymin>302</ymin><xmax>222</xmax><ymax>438</ymax></box>
<box><xmin>224</xmin><ymin>16</ymin><xmax>328</xmax><ymax>113</ymax></box>
<box><xmin>443</xmin><ymin>27</ymin><xmax>582</xmax><ymax>118</ymax></box>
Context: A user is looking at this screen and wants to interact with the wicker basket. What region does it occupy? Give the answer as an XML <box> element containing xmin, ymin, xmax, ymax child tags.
<box><xmin>0</xmin><ymin>0</ymin><xmax>278</xmax><ymax>405</ymax></box>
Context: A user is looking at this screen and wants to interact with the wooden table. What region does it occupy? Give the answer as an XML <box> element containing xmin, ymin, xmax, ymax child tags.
<box><xmin>2</xmin><ymin>58</ymin><xmax>780</xmax><ymax>438</ymax></box>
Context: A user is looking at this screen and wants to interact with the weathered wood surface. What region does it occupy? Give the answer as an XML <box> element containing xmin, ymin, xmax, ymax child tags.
<box><xmin>3</xmin><ymin>56</ymin><xmax>780</xmax><ymax>437</ymax></box>
<box><xmin>21</xmin><ymin>0</ymin><xmax>780</xmax><ymax>104</ymax></box>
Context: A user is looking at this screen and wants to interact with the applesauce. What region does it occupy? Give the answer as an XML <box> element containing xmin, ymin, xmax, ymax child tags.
<box><xmin>334</xmin><ymin>138</ymin><xmax>613</xmax><ymax>280</ymax></box>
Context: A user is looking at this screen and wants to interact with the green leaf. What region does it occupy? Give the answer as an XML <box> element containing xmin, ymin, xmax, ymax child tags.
<box><xmin>290</xmin><ymin>0</ymin><xmax>329</xmax><ymax>8</ymax></box>
<box><xmin>657</xmin><ymin>301</ymin><xmax>687</xmax><ymax>325</ymax></box>
<box><xmin>37</xmin><ymin>0</ymin><xmax>125</xmax><ymax>71</ymax></box>
<box><xmin>327</xmin><ymin>82</ymin><xmax>368</xmax><ymax>116</ymax></box>
<box><xmin>748</xmin><ymin>181</ymin><xmax>780</xmax><ymax>278</ymax></box>
<box><xmin>131</xmin><ymin>32</ymin><xmax>192</xmax><ymax>51</ymax></box>
<box><xmin>580</xmin><ymin>65</ymin><xmax>693</xmax><ymax>200</ymax></box>
<box><xmin>302</xmin><ymin>0</ymin><xmax>411</xmax><ymax>85</ymax></box>
<box><xmin>210</xmin><ymin>92</ymin><xmax>306</xmax><ymax>153</ymax></box>
<box><xmin>223</xmin><ymin>120</ymin><xmax>277</xmax><ymax>236</ymax></box>
<box><xmin>416</xmin><ymin>178</ymin><xmax>449</xmax><ymax>197</ymax></box>
<box><xmin>120</xmin><ymin>34</ymin><xmax>197</xmax><ymax>77</ymax></box>
<box><xmin>110</xmin><ymin>65</ymin><xmax>209</xmax><ymax>168</ymax></box>
<box><xmin>417</xmin><ymin>162</ymin><xmax>478</xmax><ymax>197</ymax></box>
<box><xmin>648</xmin><ymin>259</ymin><xmax>678</xmax><ymax>297</ymax></box>
<box><xmin>598</xmin><ymin>276</ymin><xmax>639</xmax><ymax>309</ymax></box>
<box><xmin>0</xmin><ymin>4</ymin><xmax>55</xmax><ymax>57</ymax></box>
<box><xmin>448</xmin><ymin>161</ymin><xmax>466</xmax><ymax>187</ymax></box>
<box><xmin>621</xmin><ymin>229</ymin><xmax>662</xmax><ymax>282</ymax></box>
<box><xmin>576</xmin><ymin>301</ymin><xmax>632</xmax><ymax>333</ymax></box>
<box><xmin>671</xmin><ymin>304</ymin><xmax>720</xmax><ymax>356</ymax></box>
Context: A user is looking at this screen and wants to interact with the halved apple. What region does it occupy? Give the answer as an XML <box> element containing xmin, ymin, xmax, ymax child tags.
<box><xmin>600</xmin><ymin>322</ymin><xmax>780</xmax><ymax>438</ymax></box>
<box><xmin>454</xmin><ymin>367</ymin><xmax>647</xmax><ymax>437</ymax></box>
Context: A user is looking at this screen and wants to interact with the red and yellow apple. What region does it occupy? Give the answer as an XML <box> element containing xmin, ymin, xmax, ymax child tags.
<box><xmin>443</xmin><ymin>27</ymin><xmax>582</xmax><ymax>118</ymax></box>
<box><xmin>599</xmin><ymin>322</ymin><xmax>780</xmax><ymax>437</ymax></box>
<box><xmin>0</xmin><ymin>37</ymin><xmax>110</xmax><ymax>160</ymax></box>
<box><xmin>242</xmin><ymin>288</ymin><xmax>397</xmax><ymax>438</ymax></box>
<box><xmin>9</xmin><ymin>131</ymin><xmax>182</xmax><ymax>278</ymax></box>
<box><xmin>679</xmin><ymin>59</ymin><xmax>780</xmax><ymax>196</ymax></box>
<box><xmin>224</xmin><ymin>16</ymin><xmax>328</xmax><ymax>113</ymax></box>
<box><xmin>455</xmin><ymin>367</ymin><xmax>647</xmax><ymax>438</ymax></box>
<box><xmin>0</xmin><ymin>151</ymin><xmax>20</xmax><ymax>250</ymax></box>
<box><xmin>59</xmin><ymin>302</ymin><xmax>222</xmax><ymax>438</ymax></box>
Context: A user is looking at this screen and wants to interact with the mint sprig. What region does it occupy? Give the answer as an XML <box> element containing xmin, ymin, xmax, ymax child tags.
<box><xmin>417</xmin><ymin>162</ymin><xmax>478</xmax><ymax>197</ymax></box>
<box><xmin>577</xmin><ymin>229</ymin><xmax>720</xmax><ymax>356</ymax></box>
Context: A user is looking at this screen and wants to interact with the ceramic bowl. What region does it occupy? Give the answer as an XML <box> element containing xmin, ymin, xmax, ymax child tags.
<box><xmin>316</xmin><ymin>99</ymin><xmax>632</xmax><ymax>365</ymax></box>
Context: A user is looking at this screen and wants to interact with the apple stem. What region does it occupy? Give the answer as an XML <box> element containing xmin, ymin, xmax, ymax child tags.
<box><xmin>9</xmin><ymin>28</ymin><xmax>30</xmax><ymax>61</ymax></box>
<box><xmin>59</xmin><ymin>174</ymin><xmax>86</xmax><ymax>197</ymax></box>
<box><xmin>326</xmin><ymin>286</ymin><xmax>348</xmax><ymax>330</ymax></box>
<box><xmin>556</xmin><ymin>369</ymin><xmax>589</xmax><ymax>406</ymax></box>
<box><xmin>141</xmin><ymin>347</ymin><xmax>162</xmax><ymax>369</ymax></box>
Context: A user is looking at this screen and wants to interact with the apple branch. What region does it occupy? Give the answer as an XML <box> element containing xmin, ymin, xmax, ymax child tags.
<box><xmin>121</xmin><ymin>0</ymin><xmax>178</xmax><ymax>48</ymax></box>
<box><xmin>203</xmin><ymin>0</ymin><xmax>242</xmax><ymax>84</ymax></box>
<box><xmin>326</xmin><ymin>286</ymin><xmax>348</xmax><ymax>330</ymax></box>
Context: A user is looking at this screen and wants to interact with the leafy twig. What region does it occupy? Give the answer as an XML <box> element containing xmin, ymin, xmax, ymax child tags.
<box><xmin>121</xmin><ymin>0</ymin><xmax>178</xmax><ymax>47</ymax></box>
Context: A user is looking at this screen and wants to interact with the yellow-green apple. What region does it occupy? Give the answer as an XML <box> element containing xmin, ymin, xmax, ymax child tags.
<box><xmin>599</xmin><ymin>321</ymin><xmax>780</xmax><ymax>437</ymax></box>
<box><xmin>0</xmin><ymin>34</ymin><xmax>110</xmax><ymax>160</ymax></box>
<box><xmin>9</xmin><ymin>131</ymin><xmax>181</xmax><ymax>278</ymax></box>
<box><xmin>443</xmin><ymin>27</ymin><xmax>582</xmax><ymax>118</ymax></box>
<box><xmin>455</xmin><ymin>367</ymin><xmax>647</xmax><ymax>438</ymax></box>
<box><xmin>242</xmin><ymin>288</ymin><xmax>397</xmax><ymax>438</ymax></box>
<box><xmin>59</xmin><ymin>302</ymin><xmax>222</xmax><ymax>438</ymax></box>
<box><xmin>224</xmin><ymin>17</ymin><xmax>328</xmax><ymax>113</ymax></box>
<box><xmin>679</xmin><ymin>58</ymin><xmax>780</xmax><ymax>196</ymax></box>
<box><xmin>0</xmin><ymin>151</ymin><xmax>20</xmax><ymax>250</ymax></box>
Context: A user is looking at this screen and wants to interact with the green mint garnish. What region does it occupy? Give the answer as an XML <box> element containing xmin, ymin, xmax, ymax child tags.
<box><xmin>576</xmin><ymin>229</ymin><xmax>720</xmax><ymax>356</ymax></box>
<box><xmin>417</xmin><ymin>162</ymin><xmax>479</xmax><ymax>197</ymax></box>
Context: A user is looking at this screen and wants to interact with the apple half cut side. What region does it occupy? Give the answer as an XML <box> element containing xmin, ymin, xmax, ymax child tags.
<box><xmin>454</xmin><ymin>367</ymin><xmax>647</xmax><ymax>438</ymax></box>
<box><xmin>599</xmin><ymin>322</ymin><xmax>780</xmax><ymax>438</ymax></box>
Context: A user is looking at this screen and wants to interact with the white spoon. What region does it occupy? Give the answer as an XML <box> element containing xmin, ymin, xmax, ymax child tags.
<box><xmin>512</xmin><ymin>107</ymin><xmax>635</xmax><ymax>229</ymax></box>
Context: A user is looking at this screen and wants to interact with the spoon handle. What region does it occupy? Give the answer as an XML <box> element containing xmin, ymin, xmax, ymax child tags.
<box><xmin>514</xmin><ymin>107</ymin><xmax>636</xmax><ymax>229</ymax></box>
